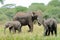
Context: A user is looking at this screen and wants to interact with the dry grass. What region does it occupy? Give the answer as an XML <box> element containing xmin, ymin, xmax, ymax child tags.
<box><xmin>0</xmin><ymin>24</ymin><xmax>60</xmax><ymax>40</ymax></box>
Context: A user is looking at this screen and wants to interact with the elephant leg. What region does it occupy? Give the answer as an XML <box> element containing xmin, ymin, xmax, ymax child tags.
<box><xmin>18</xmin><ymin>26</ymin><xmax>22</xmax><ymax>33</ymax></box>
<box><xmin>13</xmin><ymin>30</ymin><xmax>16</xmax><ymax>33</ymax></box>
<box><xmin>51</xmin><ymin>30</ymin><xmax>53</xmax><ymax>35</ymax></box>
<box><xmin>28</xmin><ymin>23</ymin><xmax>33</xmax><ymax>32</ymax></box>
<box><xmin>54</xmin><ymin>28</ymin><xmax>57</xmax><ymax>36</ymax></box>
<box><xmin>28</xmin><ymin>25</ymin><xmax>32</xmax><ymax>32</ymax></box>
<box><xmin>12</xmin><ymin>28</ymin><xmax>16</xmax><ymax>33</ymax></box>
<box><xmin>9</xmin><ymin>28</ymin><xmax>12</xmax><ymax>33</ymax></box>
<box><xmin>44</xmin><ymin>29</ymin><xmax>48</xmax><ymax>36</ymax></box>
<box><xmin>18</xmin><ymin>29</ymin><xmax>21</xmax><ymax>33</ymax></box>
<box><xmin>47</xmin><ymin>26</ymin><xmax>51</xmax><ymax>36</ymax></box>
<box><xmin>47</xmin><ymin>29</ymin><xmax>50</xmax><ymax>36</ymax></box>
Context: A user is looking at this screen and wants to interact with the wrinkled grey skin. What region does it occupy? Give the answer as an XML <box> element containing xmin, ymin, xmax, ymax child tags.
<box><xmin>4</xmin><ymin>21</ymin><xmax>21</xmax><ymax>33</ymax></box>
<box><xmin>38</xmin><ymin>18</ymin><xmax>57</xmax><ymax>36</ymax></box>
<box><xmin>13</xmin><ymin>10</ymin><xmax>43</xmax><ymax>32</ymax></box>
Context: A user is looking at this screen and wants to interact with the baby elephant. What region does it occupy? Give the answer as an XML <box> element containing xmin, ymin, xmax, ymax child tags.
<box><xmin>4</xmin><ymin>21</ymin><xmax>21</xmax><ymax>33</ymax></box>
<box><xmin>42</xmin><ymin>18</ymin><xmax>57</xmax><ymax>36</ymax></box>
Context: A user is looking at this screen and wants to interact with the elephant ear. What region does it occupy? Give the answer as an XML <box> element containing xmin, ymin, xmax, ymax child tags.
<box><xmin>32</xmin><ymin>11</ymin><xmax>36</xmax><ymax>16</ymax></box>
<box><xmin>8</xmin><ymin>23</ymin><xmax>13</xmax><ymax>28</ymax></box>
<box><xmin>32</xmin><ymin>12</ymin><xmax>35</xmax><ymax>15</ymax></box>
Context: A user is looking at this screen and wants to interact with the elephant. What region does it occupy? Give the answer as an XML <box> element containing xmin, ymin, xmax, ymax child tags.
<box><xmin>4</xmin><ymin>21</ymin><xmax>21</xmax><ymax>33</ymax></box>
<box><xmin>38</xmin><ymin>18</ymin><xmax>57</xmax><ymax>36</ymax></box>
<box><xmin>13</xmin><ymin>10</ymin><xmax>43</xmax><ymax>32</ymax></box>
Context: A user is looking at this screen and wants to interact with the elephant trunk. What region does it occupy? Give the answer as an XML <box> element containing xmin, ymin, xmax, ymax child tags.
<box><xmin>37</xmin><ymin>16</ymin><xmax>43</xmax><ymax>26</ymax></box>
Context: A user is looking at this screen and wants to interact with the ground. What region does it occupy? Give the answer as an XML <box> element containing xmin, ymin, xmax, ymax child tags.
<box><xmin>0</xmin><ymin>24</ymin><xmax>60</xmax><ymax>40</ymax></box>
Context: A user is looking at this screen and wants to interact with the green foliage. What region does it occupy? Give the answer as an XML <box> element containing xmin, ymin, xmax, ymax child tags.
<box><xmin>0</xmin><ymin>8</ymin><xmax>16</xmax><ymax>21</ymax></box>
<box><xmin>0</xmin><ymin>5</ymin><xmax>28</xmax><ymax>22</ymax></box>
<box><xmin>15</xmin><ymin>6</ymin><xmax>28</xmax><ymax>12</ymax></box>
<box><xmin>43</xmin><ymin>0</ymin><xmax>60</xmax><ymax>23</ymax></box>
<box><xmin>44</xmin><ymin>6</ymin><xmax>60</xmax><ymax>22</ymax></box>
<box><xmin>28</xmin><ymin>3</ymin><xmax>46</xmax><ymax>12</ymax></box>
<box><xmin>0</xmin><ymin>14</ymin><xmax>8</xmax><ymax>21</ymax></box>
<box><xmin>4</xmin><ymin>8</ymin><xmax>16</xmax><ymax>20</ymax></box>
<box><xmin>48</xmin><ymin>0</ymin><xmax>60</xmax><ymax>7</ymax></box>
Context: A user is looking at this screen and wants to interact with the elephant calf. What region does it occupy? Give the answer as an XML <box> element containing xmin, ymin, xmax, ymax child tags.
<box><xmin>38</xmin><ymin>18</ymin><xmax>57</xmax><ymax>36</ymax></box>
<box><xmin>42</xmin><ymin>18</ymin><xmax>57</xmax><ymax>36</ymax></box>
<box><xmin>4</xmin><ymin>21</ymin><xmax>21</xmax><ymax>33</ymax></box>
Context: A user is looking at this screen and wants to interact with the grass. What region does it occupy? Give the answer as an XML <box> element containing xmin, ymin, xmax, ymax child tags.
<box><xmin>0</xmin><ymin>24</ymin><xmax>60</xmax><ymax>40</ymax></box>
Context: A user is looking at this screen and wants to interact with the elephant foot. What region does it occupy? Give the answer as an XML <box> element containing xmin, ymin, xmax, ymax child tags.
<box><xmin>13</xmin><ymin>33</ymin><xmax>16</xmax><ymax>34</ymax></box>
<box><xmin>44</xmin><ymin>34</ymin><xmax>50</xmax><ymax>36</ymax></box>
<box><xmin>17</xmin><ymin>30</ymin><xmax>21</xmax><ymax>33</ymax></box>
<box><xmin>28</xmin><ymin>30</ymin><xmax>33</xmax><ymax>32</ymax></box>
<box><xmin>18</xmin><ymin>31</ymin><xmax>21</xmax><ymax>33</ymax></box>
<box><xmin>44</xmin><ymin>35</ymin><xmax>48</xmax><ymax>36</ymax></box>
<box><xmin>44</xmin><ymin>34</ymin><xmax>48</xmax><ymax>36</ymax></box>
<box><xmin>44</xmin><ymin>34</ymin><xmax>46</xmax><ymax>36</ymax></box>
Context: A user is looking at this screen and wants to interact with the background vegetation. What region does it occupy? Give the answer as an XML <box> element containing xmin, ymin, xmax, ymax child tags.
<box><xmin>0</xmin><ymin>0</ymin><xmax>60</xmax><ymax>23</ymax></box>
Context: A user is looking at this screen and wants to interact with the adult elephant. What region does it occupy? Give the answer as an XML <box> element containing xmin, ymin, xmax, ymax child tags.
<box><xmin>13</xmin><ymin>10</ymin><xmax>43</xmax><ymax>32</ymax></box>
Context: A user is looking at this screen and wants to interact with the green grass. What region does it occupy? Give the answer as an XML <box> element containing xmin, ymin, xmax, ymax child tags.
<box><xmin>0</xmin><ymin>24</ymin><xmax>60</xmax><ymax>40</ymax></box>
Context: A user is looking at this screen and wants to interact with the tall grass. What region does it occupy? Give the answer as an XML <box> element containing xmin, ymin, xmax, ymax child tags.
<box><xmin>0</xmin><ymin>24</ymin><xmax>60</xmax><ymax>40</ymax></box>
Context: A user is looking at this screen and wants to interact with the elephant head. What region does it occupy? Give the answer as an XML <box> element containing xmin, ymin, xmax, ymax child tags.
<box><xmin>30</xmin><ymin>10</ymin><xmax>43</xmax><ymax>26</ymax></box>
<box><xmin>4</xmin><ymin>22</ymin><xmax>13</xmax><ymax>34</ymax></box>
